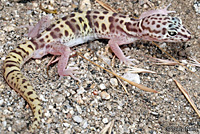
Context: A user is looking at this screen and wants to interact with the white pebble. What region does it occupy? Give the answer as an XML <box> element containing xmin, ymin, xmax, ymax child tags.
<box><xmin>102</xmin><ymin>118</ymin><xmax>108</xmax><ymax>124</ymax></box>
<box><xmin>44</xmin><ymin>111</ymin><xmax>51</xmax><ymax>117</ymax></box>
<box><xmin>0</xmin><ymin>99</ymin><xmax>3</xmax><ymax>105</ymax></box>
<box><xmin>2</xmin><ymin>121</ymin><xmax>7</xmax><ymax>127</ymax></box>
<box><xmin>99</xmin><ymin>84</ymin><xmax>106</xmax><ymax>90</ymax></box>
<box><xmin>75</xmin><ymin>104</ymin><xmax>82</xmax><ymax>114</ymax></box>
<box><xmin>151</xmin><ymin>112</ymin><xmax>159</xmax><ymax>116</ymax></box>
<box><xmin>63</xmin><ymin>122</ymin><xmax>70</xmax><ymax>128</ymax></box>
<box><xmin>82</xmin><ymin>120</ymin><xmax>88</xmax><ymax>128</ymax></box>
<box><xmin>110</xmin><ymin>78</ymin><xmax>118</xmax><ymax>87</ymax></box>
<box><xmin>73</xmin><ymin>116</ymin><xmax>83</xmax><ymax>123</ymax></box>
<box><xmin>122</xmin><ymin>73</ymin><xmax>140</xmax><ymax>84</ymax></box>
<box><xmin>77</xmin><ymin>87</ymin><xmax>85</xmax><ymax>94</ymax></box>
<box><xmin>3</xmin><ymin>25</ymin><xmax>15</xmax><ymax>32</ymax></box>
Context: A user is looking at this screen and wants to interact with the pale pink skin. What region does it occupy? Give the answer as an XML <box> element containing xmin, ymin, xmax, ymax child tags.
<box><xmin>26</xmin><ymin>4</ymin><xmax>191</xmax><ymax>81</ymax></box>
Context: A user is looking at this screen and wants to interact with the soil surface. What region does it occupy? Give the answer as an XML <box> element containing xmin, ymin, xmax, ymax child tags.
<box><xmin>0</xmin><ymin>0</ymin><xmax>199</xmax><ymax>133</ymax></box>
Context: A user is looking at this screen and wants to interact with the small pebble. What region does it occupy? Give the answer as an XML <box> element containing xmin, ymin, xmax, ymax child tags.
<box><xmin>110</xmin><ymin>78</ymin><xmax>118</xmax><ymax>87</ymax></box>
<box><xmin>73</xmin><ymin>116</ymin><xmax>83</xmax><ymax>123</ymax></box>
<box><xmin>82</xmin><ymin>120</ymin><xmax>88</xmax><ymax>128</ymax></box>
<box><xmin>194</xmin><ymin>1</ymin><xmax>200</xmax><ymax>14</ymax></box>
<box><xmin>151</xmin><ymin>112</ymin><xmax>159</xmax><ymax>116</ymax></box>
<box><xmin>122</xmin><ymin>73</ymin><xmax>140</xmax><ymax>84</ymax></box>
<box><xmin>63</xmin><ymin>122</ymin><xmax>70</xmax><ymax>128</ymax></box>
<box><xmin>99</xmin><ymin>84</ymin><xmax>106</xmax><ymax>90</ymax></box>
<box><xmin>102</xmin><ymin>118</ymin><xmax>108</xmax><ymax>124</ymax></box>
<box><xmin>100</xmin><ymin>91</ymin><xmax>110</xmax><ymax>100</ymax></box>
<box><xmin>0</xmin><ymin>99</ymin><xmax>3</xmax><ymax>105</ymax></box>
<box><xmin>35</xmin><ymin>59</ymin><xmax>41</xmax><ymax>64</ymax></box>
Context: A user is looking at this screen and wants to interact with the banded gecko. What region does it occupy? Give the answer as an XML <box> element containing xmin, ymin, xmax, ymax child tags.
<box><xmin>3</xmin><ymin>4</ymin><xmax>191</xmax><ymax>132</ymax></box>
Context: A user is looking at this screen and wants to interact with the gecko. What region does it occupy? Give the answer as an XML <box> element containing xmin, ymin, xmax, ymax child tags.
<box><xmin>3</xmin><ymin>4</ymin><xmax>191</xmax><ymax>132</ymax></box>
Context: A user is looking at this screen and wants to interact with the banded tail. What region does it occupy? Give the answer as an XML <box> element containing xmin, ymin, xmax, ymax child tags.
<box><xmin>3</xmin><ymin>41</ymin><xmax>42</xmax><ymax>131</ymax></box>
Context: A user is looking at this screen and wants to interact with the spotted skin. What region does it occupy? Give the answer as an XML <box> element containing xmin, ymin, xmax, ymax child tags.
<box><xmin>3</xmin><ymin>6</ymin><xmax>191</xmax><ymax>132</ymax></box>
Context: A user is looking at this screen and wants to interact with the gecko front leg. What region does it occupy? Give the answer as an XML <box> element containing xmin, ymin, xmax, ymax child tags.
<box><xmin>108</xmin><ymin>38</ymin><xmax>138</xmax><ymax>65</ymax></box>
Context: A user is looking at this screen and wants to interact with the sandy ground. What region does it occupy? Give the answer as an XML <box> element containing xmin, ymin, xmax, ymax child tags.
<box><xmin>0</xmin><ymin>0</ymin><xmax>199</xmax><ymax>133</ymax></box>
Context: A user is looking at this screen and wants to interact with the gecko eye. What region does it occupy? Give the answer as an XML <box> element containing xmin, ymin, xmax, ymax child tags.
<box><xmin>168</xmin><ymin>30</ymin><xmax>177</xmax><ymax>36</ymax></box>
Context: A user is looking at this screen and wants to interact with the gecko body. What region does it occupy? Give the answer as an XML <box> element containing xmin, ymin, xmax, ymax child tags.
<box><xmin>3</xmin><ymin>5</ymin><xmax>191</xmax><ymax>132</ymax></box>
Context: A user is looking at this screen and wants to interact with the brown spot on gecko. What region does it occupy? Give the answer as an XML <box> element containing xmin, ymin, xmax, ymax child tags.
<box><xmin>10</xmin><ymin>50</ymin><xmax>23</xmax><ymax>58</ymax></box>
<box><xmin>103</xmin><ymin>11</ymin><xmax>109</xmax><ymax>14</ymax></box>
<box><xmin>164</xmin><ymin>17</ymin><xmax>169</xmax><ymax>20</ymax></box>
<box><xmin>94</xmin><ymin>11</ymin><xmax>100</xmax><ymax>14</ymax></box>
<box><xmin>116</xmin><ymin>25</ymin><xmax>133</xmax><ymax>37</ymax></box>
<box><xmin>30</xmin><ymin>98</ymin><xmax>34</xmax><ymax>102</ymax></box>
<box><xmin>46</xmin><ymin>24</ymin><xmax>55</xmax><ymax>31</ymax></box>
<box><xmin>181</xmin><ymin>29</ymin><xmax>185</xmax><ymax>32</ymax></box>
<box><xmin>78</xmin><ymin>10</ymin><xmax>83</xmax><ymax>13</ymax></box>
<box><xmin>62</xmin><ymin>16</ymin><xmax>67</xmax><ymax>21</ymax></box>
<box><xmin>156</xmin><ymin>24</ymin><xmax>160</xmax><ymax>28</ymax></box>
<box><xmin>76</xmin><ymin>24</ymin><xmax>80</xmax><ymax>31</ymax></box>
<box><xmin>83</xmin><ymin>23</ymin><xmax>87</xmax><ymax>31</ymax></box>
<box><xmin>119</xmin><ymin>20</ymin><xmax>124</xmax><ymax>24</ymax></box>
<box><xmin>93</xmin><ymin>15</ymin><xmax>97</xmax><ymax>19</ymax></box>
<box><xmin>94</xmin><ymin>22</ymin><xmax>99</xmax><ymax>28</ymax></box>
<box><xmin>78</xmin><ymin>17</ymin><xmax>84</xmax><ymax>23</ymax></box>
<box><xmin>69</xmin><ymin>13</ymin><xmax>75</xmax><ymax>18</ymax></box>
<box><xmin>27</xmin><ymin>91</ymin><xmax>33</xmax><ymax>95</ymax></box>
<box><xmin>22</xmin><ymin>79</ymin><xmax>27</xmax><ymax>84</ymax></box>
<box><xmin>108</xmin><ymin>16</ymin><xmax>114</xmax><ymax>22</ymax></box>
<box><xmin>28</xmin><ymin>44</ymin><xmax>34</xmax><ymax>50</ymax></box>
<box><xmin>39</xmin><ymin>38</ymin><xmax>44</xmax><ymax>43</ymax></box>
<box><xmin>36</xmin><ymin>34</ymin><xmax>42</xmax><ymax>38</ymax></box>
<box><xmin>60</xmin><ymin>24</ymin><xmax>64</xmax><ymax>28</ymax></box>
<box><xmin>162</xmin><ymin>28</ymin><xmax>167</xmax><ymax>35</ymax></box>
<box><xmin>54</xmin><ymin>28</ymin><xmax>60</xmax><ymax>32</ymax></box>
<box><xmin>115</xmin><ymin>18</ymin><xmax>119</xmax><ymax>22</ymax></box>
<box><xmin>65</xmin><ymin>21</ymin><xmax>75</xmax><ymax>33</ymax></box>
<box><xmin>50</xmin><ymin>31</ymin><xmax>57</xmax><ymax>39</ymax></box>
<box><xmin>109</xmin><ymin>23</ymin><xmax>114</xmax><ymax>31</ymax></box>
<box><xmin>99</xmin><ymin>16</ymin><xmax>104</xmax><ymax>20</ymax></box>
<box><xmin>71</xmin><ymin>18</ymin><xmax>76</xmax><ymax>22</ymax></box>
<box><xmin>57</xmin><ymin>21</ymin><xmax>60</xmax><ymax>24</ymax></box>
<box><xmin>65</xmin><ymin>30</ymin><xmax>69</xmax><ymax>36</ymax></box>
<box><xmin>112</xmin><ymin>13</ymin><xmax>117</xmax><ymax>16</ymax></box>
<box><xmin>86</xmin><ymin>11</ymin><xmax>91</xmax><ymax>14</ymax></box>
<box><xmin>119</xmin><ymin>15</ymin><xmax>126</xmax><ymax>18</ymax></box>
<box><xmin>125</xmin><ymin>22</ymin><xmax>137</xmax><ymax>32</ymax></box>
<box><xmin>5</xmin><ymin>63</ymin><xmax>16</xmax><ymax>68</ymax></box>
<box><xmin>152</xmin><ymin>21</ymin><xmax>155</xmax><ymax>25</ymax></box>
<box><xmin>59</xmin><ymin>33</ymin><xmax>63</xmax><ymax>38</ymax></box>
<box><xmin>162</xmin><ymin>22</ymin><xmax>167</xmax><ymax>25</ymax></box>
<box><xmin>102</xmin><ymin>23</ymin><xmax>106</xmax><ymax>32</ymax></box>
<box><xmin>85</xmin><ymin>15</ymin><xmax>93</xmax><ymax>27</ymax></box>
<box><xmin>5</xmin><ymin>69</ymin><xmax>19</xmax><ymax>79</ymax></box>
<box><xmin>5</xmin><ymin>60</ymin><xmax>19</xmax><ymax>64</ymax></box>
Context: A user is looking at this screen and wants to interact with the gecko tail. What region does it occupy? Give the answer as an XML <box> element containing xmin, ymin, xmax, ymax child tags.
<box><xmin>3</xmin><ymin>40</ymin><xmax>42</xmax><ymax>132</ymax></box>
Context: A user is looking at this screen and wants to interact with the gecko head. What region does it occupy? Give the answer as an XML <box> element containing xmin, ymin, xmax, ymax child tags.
<box><xmin>139</xmin><ymin>14</ymin><xmax>191</xmax><ymax>42</ymax></box>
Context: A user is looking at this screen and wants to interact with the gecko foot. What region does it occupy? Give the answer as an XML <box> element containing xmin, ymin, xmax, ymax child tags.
<box><xmin>59</xmin><ymin>67</ymin><xmax>82</xmax><ymax>82</ymax></box>
<box><xmin>119</xmin><ymin>56</ymin><xmax>139</xmax><ymax>65</ymax></box>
